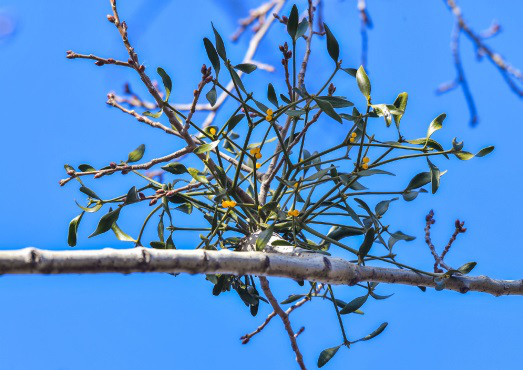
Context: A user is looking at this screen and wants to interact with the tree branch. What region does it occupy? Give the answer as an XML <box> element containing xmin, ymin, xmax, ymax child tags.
<box><xmin>1</xmin><ymin>248</ymin><xmax>521</xmax><ymax>297</ymax></box>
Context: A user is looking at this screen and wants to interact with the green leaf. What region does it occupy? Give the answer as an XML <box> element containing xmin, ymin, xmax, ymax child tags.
<box><xmin>162</xmin><ymin>162</ymin><xmax>188</xmax><ymax>175</ymax></box>
<box><xmin>267</xmin><ymin>83</ymin><xmax>279</xmax><ymax>107</ymax></box>
<box><xmin>340</xmin><ymin>294</ymin><xmax>368</xmax><ymax>314</ymax></box>
<box><xmin>206</xmin><ymin>85</ymin><xmax>217</xmax><ymax>106</ymax></box>
<box><xmin>356</xmin><ymin>66</ymin><xmax>371</xmax><ymax>101</ymax></box>
<box><xmin>287</xmin><ymin>5</ymin><xmax>299</xmax><ymax>40</ymax></box>
<box><xmin>295</xmin><ymin>19</ymin><xmax>309</xmax><ymax>40</ymax></box>
<box><xmin>458</xmin><ymin>262</ymin><xmax>477</xmax><ymax>275</ymax></box>
<box><xmin>187</xmin><ymin>168</ymin><xmax>209</xmax><ymax>183</ymax></box>
<box><xmin>317</xmin><ymin>96</ymin><xmax>353</xmax><ymax>108</ymax></box>
<box><xmin>427</xmin><ymin>113</ymin><xmax>446</xmax><ymax>140</ymax></box>
<box><xmin>75</xmin><ymin>200</ymin><xmax>103</xmax><ymax>213</ymax></box>
<box><xmin>229</xmin><ymin>66</ymin><xmax>247</xmax><ymax>94</ymax></box>
<box><xmin>358</xmin><ymin>322</ymin><xmax>388</xmax><ymax>342</ymax></box>
<box><xmin>341</xmin><ymin>67</ymin><xmax>357</xmax><ymax>77</ymax></box>
<box><xmin>357</xmin><ymin>169</ymin><xmax>395</xmax><ymax>177</ymax></box>
<box><xmin>67</xmin><ymin>212</ymin><xmax>84</xmax><ymax>247</ymax></box>
<box><xmin>406</xmin><ymin>172</ymin><xmax>431</xmax><ymax>190</ymax></box>
<box><xmin>452</xmin><ymin>137</ymin><xmax>464</xmax><ymax>151</ymax></box>
<box><xmin>323</xmin><ymin>23</ymin><xmax>339</xmax><ymax>62</ymax></box>
<box><xmin>314</xmin><ymin>97</ymin><xmax>342</xmax><ymax>123</ymax></box>
<box><xmin>454</xmin><ymin>146</ymin><xmax>494</xmax><ymax>160</ymax></box>
<box><xmin>194</xmin><ymin>140</ymin><xmax>220</xmax><ymax>154</ymax></box>
<box><xmin>166</xmin><ymin>233</ymin><xmax>176</xmax><ymax>249</ymax></box>
<box><xmin>143</xmin><ymin>110</ymin><xmax>163</xmax><ymax>118</ymax></box>
<box><xmin>150</xmin><ymin>241</ymin><xmax>166</xmax><ymax>249</ymax></box>
<box><xmin>127</xmin><ymin>144</ymin><xmax>145</xmax><ymax>163</ymax></box>
<box><xmin>427</xmin><ymin>158</ymin><xmax>441</xmax><ymax>194</ymax></box>
<box><xmin>111</xmin><ymin>223</ymin><xmax>135</xmax><ymax>242</ymax></box>
<box><xmin>234</xmin><ymin>63</ymin><xmax>257</xmax><ymax>74</ymax></box>
<box><xmin>226</xmin><ymin>114</ymin><xmax>245</xmax><ymax>131</ymax></box>
<box><xmin>393</xmin><ymin>92</ymin><xmax>408</xmax><ymax>129</ymax></box>
<box><xmin>89</xmin><ymin>208</ymin><xmax>121</xmax><ymax>238</ymax></box>
<box><xmin>358</xmin><ymin>228</ymin><xmax>375</xmax><ymax>262</ymax></box>
<box><xmin>407</xmin><ymin>138</ymin><xmax>446</xmax><ymax>156</ymax></box>
<box><xmin>280</xmin><ymin>294</ymin><xmax>305</xmax><ymax>304</ymax></box>
<box><xmin>78</xmin><ymin>164</ymin><xmax>96</xmax><ymax>172</ymax></box>
<box><xmin>256</xmin><ymin>224</ymin><xmax>275</xmax><ymax>251</ymax></box>
<box><xmin>124</xmin><ymin>186</ymin><xmax>140</xmax><ymax>205</ymax></box>
<box><xmin>211</xmin><ymin>23</ymin><xmax>227</xmax><ymax>61</ymax></box>
<box><xmin>203</xmin><ymin>38</ymin><xmax>220</xmax><ymax>76</ymax></box>
<box><xmin>157</xmin><ymin>67</ymin><xmax>172</xmax><ymax>102</ymax></box>
<box><xmin>375</xmin><ymin>198</ymin><xmax>398</xmax><ymax>217</ymax></box>
<box><xmin>318</xmin><ymin>345</ymin><xmax>342</xmax><ymax>368</ymax></box>
<box><xmin>80</xmin><ymin>186</ymin><xmax>101</xmax><ymax>200</ymax></box>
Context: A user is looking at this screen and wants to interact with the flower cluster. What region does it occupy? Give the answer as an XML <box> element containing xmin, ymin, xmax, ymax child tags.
<box><xmin>265</xmin><ymin>108</ymin><xmax>274</xmax><ymax>122</ymax></box>
<box><xmin>221</xmin><ymin>200</ymin><xmax>237</xmax><ymax>208</ymax></box>
<box><xmin>287</xmin><ymin>209</ymin><xmax>300</xmax><ymax>217</ymax></box>
<box><xmin>250</xmin><ymin>147</ymin><xmax>262</xmax><ymax>160</ymax></box>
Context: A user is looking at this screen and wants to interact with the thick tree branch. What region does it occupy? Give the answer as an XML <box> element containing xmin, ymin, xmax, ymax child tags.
<box><xmin>1</xmin><ymin>248</ymin><xmax>521</xmax><ymax>297</ymax></box>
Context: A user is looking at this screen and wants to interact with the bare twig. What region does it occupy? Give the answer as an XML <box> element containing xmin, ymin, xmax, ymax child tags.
<box><xmin>259</xmin><ymin>277</ymin><xmax>307</xmax><ymax>370</ymax></box>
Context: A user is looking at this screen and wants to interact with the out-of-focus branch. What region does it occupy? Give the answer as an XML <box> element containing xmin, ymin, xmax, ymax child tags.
<box><xmin>357</xmin><ymin>0</ymin><xmax>372</xmax><ymax>69</ymax></box>
<box><xmin>439</xmin><ymin>0</ymin><xmax>523</xmax><ymax>125</ymax></box>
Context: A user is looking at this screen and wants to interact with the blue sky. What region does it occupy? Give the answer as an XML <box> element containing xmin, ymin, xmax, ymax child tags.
<box><xmin>1</xmin><ymin>1</ymin><xmax>522</xmax><ymax>369</ymax></box>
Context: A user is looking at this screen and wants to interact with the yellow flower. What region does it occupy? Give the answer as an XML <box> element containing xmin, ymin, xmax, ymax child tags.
<box><xmin>265</xmin><ymin>115</ymin><xmax>273</xmax><ymax>121</ymax></box>
<box><xmin>249</xmin><ymin>147</ymin><xmax>261</xmax><ymax>155</ymax></box>
<box><xmin>362</xmin><ymin>157</ymin><xmax>370</xmax><ymax>164</ymax></box>
<box><xmin>266</xmin><ymin>108</ymin><xmax>274</xmax><ymax>116</ymax></box>
<box><xmin>255</xmin><ymin>152</ymin><xmax>262</xmax><ymax>160</ymax></box>
<box><xmin>221</xmin><ymin>200</ymin><xmax>237</xmax><ymax>208</ymax></box>
<box><xmin>256</xmin><ymin>163</ymin><xmax>262</xmax><ymax>169</ymax></box>
<box><xmin>351</xmin><ymin>132</ymin><xmax>357</xmax><ymax>138</ymax></box>
<box><xmin>287</xmin><ymin>209</ymin><xmax>300</xmax><ymax>217</ymax></box>
<box><xmin>349</xmin><ymin>138</ymin><xmax>356</xmax><ymax>143</ymax></box>
<box><xmin>361</xmin><ymin>163</ymin><xmax>369</xmax><ymax>170</ymax></box>
<box><xmin>209</xmin><ymin>127</ymin><xmax>217</xmax><ymax>136</ymax></box>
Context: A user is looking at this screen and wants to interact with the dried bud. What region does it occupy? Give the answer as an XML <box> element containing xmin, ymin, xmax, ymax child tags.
<box><xmin>121</xmin><ymin>170</ymin><xmax>129</xmax><ymax>175</ymax></box>
<box><xmin>193</xmin><ymin>89</ymin><xmax>198</xmax><ymax>96</ymax></box>
<box><xmin>328</xmin><ymin>83</ymin><xmax>336</xmax><ymax>95</ymax></box>
<box><xmin>204</xmin><ymin>75</ymin><xmax>213</xmax><ymax>83</ymax></box>
<box><xmin>66</xmin><ymin>50</ymin><xmax>74</xmax><ymax>59</ymax></box>
<box><xmin>66</xmin><ymin>170</ymin><xmax>75</xmax><ymax>176</ymax></box>
<box><xmin>139</xmin><ymin>64</ymin><xmax>145</xmax><ymax>72</ymax></box>
<box><xmin>149</xmin><ymin>198</ymin><xmax>158</xmax><ymax>206</ymax></box>
<box><xmin>281</xmin><ymin>15</ymin><xmax>288</xmax><ymax>23</ymax></box>
<box><xmin>128</xmin><ymin>58</ymin><xmax>134</xmax><ymax>66</ymax></box>
<box><xmin>109</xmin><ymin>162</ymin><xmax>117</xmax><ymax>168</ymax></box>
<box><xmin>139</xmin><ymin>192</ymin><xmax>146</xmax><ymax>199</ymax></box>
<box><xmin>95</xmin><ymin>60</ymin><xmax>104</xmax><ymax>66</ymax></box>
<box><xmin>94</xmin><ymin>172</ymin><xmax>103</xmax><ymax>179</ymax></box>
<box><xmin>279</xmin><ymin>45</ymin><xmax>285</xmax><ymax>52</ymax></box>
<box><xmin>201</xmin><ymin>64</ymin><xmax>207</xmax><ymax>74</ymax></box>
<box><xmin>156</xmin><ymin>189</ymin><xmax>165</xmax><ymax>195</ymax></box>
<box><xmin>107</xmin><ymin>58</ymin><xmax>115</xmax><ymax>64</ymax></box>
<box><xmin>286</xmin><ymin>51</ymin><xmax>292</xmax><ymax>59</ymax></box>
<box><xmin>107</xmin><ymin>14</ymin><xmax>116</xmax><ymax>23</ymax></box>
<box><xmin>121</xmin><ymin>21</ymin><xmax>127</xmax><ymax>31</ymax></box>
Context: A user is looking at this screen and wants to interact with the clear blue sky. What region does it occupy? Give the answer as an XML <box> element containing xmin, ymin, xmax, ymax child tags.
<box><xmin>1</xmin><ymin>1</ymin><xmax>522</xmax><ymax>369</ymax></box>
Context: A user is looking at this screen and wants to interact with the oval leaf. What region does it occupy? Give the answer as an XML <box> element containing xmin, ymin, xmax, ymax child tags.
<box><xmin>356</xmin><ymin>66</ymin><xmax>371</xmax><ymax>101</ymax></box>
<box><xmin>323</xmin><ymin>23</ymin><xmax>339</xmax><ymax>62</ymax></box>
<box><xmin>127</xmin><ymin>144</ymin><xmax>145</xmax><ymax>163</ymax></box>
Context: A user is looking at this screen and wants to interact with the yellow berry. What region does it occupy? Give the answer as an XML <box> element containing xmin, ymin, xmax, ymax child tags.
<box><xmin>265</xmin><ymin>115</ymin><xmax>273</xmax><ymax>121</ymax></box>
<box><xmin>266</xmin><ymin>108</ymin><xmax>274</xmax><ymax>116</ymax></box>
<box><xmin>293</xmin><ymin>183</ymin><xmax>299</xmax><ymax>188</ymax></box>
<box><xmin>256</xmin><ymin>163</ymin><xmax>262</xmax><ymax>169</ymax></box>
<box><xmin>362</xmin><ymin>157</ymin><xmax>370</xmax><ymax>163</ymax></box>
<box><xmin>255</xmin><ymin>152</ymin><xmax>262</xmax><ymax>160</ymax></box>
<box><xmin>249</xmin><ymin>147</ymin><xmax>260</xmax><ymax>155</ymax></box>
<box><xmin>351</xmin><ymin>132</ymin><xmax>357</xmax><ymax>138</ymax></box>
<box><xmin>349</xmin><ymin>138</ymin><xmax>355</xmax><ymax>143</ymax></box>
<box><xmin>221</xmin><ymin>200</ymin><xmax>229</xmax><ymax>208</ymax></box>
<box><xmin>229</xmin><ymin>201</ymin><xmax>237</xmax><ymax>207</ymax></box>
<box><xmin>362</xmin><ymin>163</ymin><xmax>369</xmax><ymax>170</ymax></box>
<box><xmin>209</xmin><ymin>127</ymin><xmax>216</xmax><ymax>136</ymax></box>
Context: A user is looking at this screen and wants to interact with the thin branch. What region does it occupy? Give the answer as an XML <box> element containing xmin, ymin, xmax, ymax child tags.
<box><xmin>65</xmin><ymin>51</ymin><xmax>132</xmax><ymax>68</ymax></box>
<box><xmin>259</xmin><ymin>277</ymin><xmax>307</xmax><ymax>370</ymax></box>
<box><xmin>2</xmin><ymin>248</ymin><xmax>522</xmax><ymax>297</ymax></box>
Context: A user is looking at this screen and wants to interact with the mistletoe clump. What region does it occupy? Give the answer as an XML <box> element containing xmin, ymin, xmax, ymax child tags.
<box><xmin>61</xmin><ymin>2</ymin><xmax>493</xmax><ymax>368</ymax></box>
